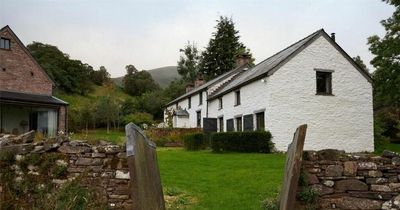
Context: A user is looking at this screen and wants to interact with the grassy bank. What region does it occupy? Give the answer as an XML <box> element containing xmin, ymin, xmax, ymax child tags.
<box><xmin>157</xmin><ymin>148</ymin><xmax>285</xmax><ymax>210</ymax></box>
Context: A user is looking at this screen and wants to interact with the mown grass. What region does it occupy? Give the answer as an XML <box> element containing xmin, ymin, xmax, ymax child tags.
<box><xmin>376</xmin><ymin>143</ymin><xmax>400</xmax><ymax>154</ymax></box>
<box><xmin>157</xmin><ymin>148</ymin><xmax>285</xmax><ymax>210</ymax></box>
<box><xmin>71</xmin><ymin>129</ymin><xmax>125</xmax><ymax>145</ymax></box>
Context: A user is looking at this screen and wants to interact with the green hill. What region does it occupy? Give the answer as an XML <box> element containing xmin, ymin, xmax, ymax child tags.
<box><xmin>112</xmin><ymin>66</ymin><xmax>180</xmax><ymax>88</ymax></box>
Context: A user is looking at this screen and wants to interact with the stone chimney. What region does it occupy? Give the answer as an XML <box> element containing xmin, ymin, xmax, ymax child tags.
<box><xmin>186</xmin><ymin>83</ymin><xmax>194</xmax><ymax>93</ymax></box>
<box><xmin>194</xmin><ymin>77</ymin><xmax>205</xmax><ymax>88</ymax></box>
<box><xmin>236</xmin><ymin>53</ymin><xmax>251</xmax><ymax>66</ymax></box>
<box><xmin>331</xmin><ymin>33</ymin><xmax>336</xmax><ymax>42</ymax></box>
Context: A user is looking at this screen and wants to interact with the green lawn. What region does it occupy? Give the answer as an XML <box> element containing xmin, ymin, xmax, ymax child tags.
<box><xmin>376</xmin><ymin>143</ymin><xmax>400</xmax><ymax>153</ymax></box>
<box><xmin>70</xmin><ymin>129</ymin><xmax>125</xmax><ymax>145</ymax></box>
<box><xmin>157</xmin><ymin>148</ymin><xmax>285</xmax><ymax>210</ymax></box>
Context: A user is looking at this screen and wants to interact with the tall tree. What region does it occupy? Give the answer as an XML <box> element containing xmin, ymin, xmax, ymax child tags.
<box><xmin>27</xmin><ymin>42</ymin><xmax>93</xmax><ymax>94</ymax></box>
<box><xmin>199</xmin><ymin>16</ymin><xmax>253</xmax><ymax>80</ymax></box>
<box><xmin>368</xmin><ymin>0</ymin><xmax>400</xmax><ymax>146</ymax></box>
<box><xmin>123</xmin><ymin>65</ymin><xmax>159</xmax><ymax>96</ymax></box>
<box><xmin>353</xmin><ymin>56</ymin><xmax>369</xmax><ymax>72</ymax></box>
<box><xmin>177</xmin><ymin>42</ymin><xmax>201</xmax><ymax>82</ymax></box>
<box><xmin>91</xmin><ymin>66</ymin><xmax>110</xmax><ymax>85</ymax></box>
<box><xmin>368</xmin><ymin>0</ymin><xmax>400</xmax><ymax>108</ymax></box>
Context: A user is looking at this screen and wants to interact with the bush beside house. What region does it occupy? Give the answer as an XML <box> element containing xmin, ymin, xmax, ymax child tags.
<box><xmin>183</xmin><ymin>133</ymin><xmax>206</xmax><ymax>151</ymax></box>
<box><xmin>211</xmin><ymin>131</ymin><xmax>273</xmax><ymax>153</ymax></box>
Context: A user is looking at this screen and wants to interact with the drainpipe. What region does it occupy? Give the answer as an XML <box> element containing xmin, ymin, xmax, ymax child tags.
<box><xmin>206</xmin><ymin>90</ymin><xmax>209</xmax><ymax>118</ymax></box>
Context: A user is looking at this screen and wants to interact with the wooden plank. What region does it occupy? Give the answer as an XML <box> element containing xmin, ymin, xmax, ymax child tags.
<box><xmin>126</xmin><ymin>123</ymin><xmax>165</xmax><ymax>210</ymax></box>
<box><xmin>279</xmin><ymin>124</ymin><xmax>307</xmax><ymax>210</ymax></box>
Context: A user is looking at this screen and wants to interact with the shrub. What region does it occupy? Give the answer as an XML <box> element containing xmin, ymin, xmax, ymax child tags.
<box><xmin>184</xmin><ymin>133</ymin><xmax>206</xmax><ymax>151</ymax></box>
<box><xmin>210</xmin><ymin>131</ymin><xmax>273</xmax><ymax>153</ymax></box>
<box><xmin>145</xmin><ymin>128</ymin><xmax>202</xmax><ymax>147</ymax></box>
<box><xmin>122</xmin><ymin>112</ymin><xmax>154</xmax><ymax>127</ymax></box>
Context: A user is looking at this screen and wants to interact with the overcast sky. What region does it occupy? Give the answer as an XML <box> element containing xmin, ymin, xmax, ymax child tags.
<box><xmin>0</xmin><ymin>0</ymin><xmax>394</xmax><ymax>77</ymax></box>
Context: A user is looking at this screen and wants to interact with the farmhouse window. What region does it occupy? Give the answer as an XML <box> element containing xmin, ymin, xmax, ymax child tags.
<box><xmin>235</xmin><ymin>90</ymin><xmax>241</xmax><ymax>106</ymax></box>
<box><xmin>226</xmin><ymin>119</ymin><xmax>234</xmax><ymax>131</ymax></box>
<box><xmin>256</xmin><ymin>112</ymin><xmax>265</xmax><ymax>131</ymax></box>
<box><xmin>218</xmin><ymin>117</ymin><xmax>224</xmax><ymax>132</ymax></box>
<box><xmin>196</xmin><ymin>111</ymin><xmax>201</xmax><ymax>127</ymax></box>
<box><xmin>218</xmin><ymin>97</ymin><xmax>223</xmax><ymax>109</ymax></box>
<box><xmin>243</xmin><ymin>114</ymin><xmax>254</xmax><ymax>131</ymax></box>
<box><xmin>235</xmin><ymin>117</ymin><xmax>242</xmax><ymax>132</ymax></box>
<box><xmin>188</xmin><ymin>97</ymin><xmax>191</xmax><ymax>109</ymax></box>
<box><xmin>199</xmin><ymin>92</ymin><xmax>203</xmax><ymax>105</ymax></box>
<box><xmin>0</xmin><ymin>38</ymin><xmax>10</xmax><ymax>50</ymax></box>
<box><xmin>316</xmin><ymin>71</ymin><xmax>332</xmax><ymax>95</ymax></box>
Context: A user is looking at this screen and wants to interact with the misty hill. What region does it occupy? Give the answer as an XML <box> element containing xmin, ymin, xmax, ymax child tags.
<box><xmin>112</xmin><ymin>66</ymin><xmax>180</xmax><ymax>88</ymax></box>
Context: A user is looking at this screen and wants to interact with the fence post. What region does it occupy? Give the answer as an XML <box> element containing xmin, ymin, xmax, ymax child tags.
<box><xmin>125</xmin><ymin>123</ymin><xmax>165</xmax><ymax>210</ymax></box>
<box><xmin>279</xmin><ymin>124</ymin><xmax>307</xmax><ymax>210</ymax></box>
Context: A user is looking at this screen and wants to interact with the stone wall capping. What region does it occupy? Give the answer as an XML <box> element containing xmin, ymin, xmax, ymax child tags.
<box><xmin>0</xmin><ymin>138</ymin><xmax>132</xmax><ymax>209</ymax></box>
<box><xmin>297</xmin><ymin>149</ymin><xmax>400</xmax><ymax>210</ymax></box>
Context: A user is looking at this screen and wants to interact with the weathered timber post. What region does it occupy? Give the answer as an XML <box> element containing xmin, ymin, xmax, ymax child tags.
<box><xmin>125</xmin><ymin>123</ymin><xmax>166</xmax><ymax>210</ymax></box>
<box><xmin>279</xmin><ymin>124</ymin><xmax>307</xmax><ymax>210</ymax></box>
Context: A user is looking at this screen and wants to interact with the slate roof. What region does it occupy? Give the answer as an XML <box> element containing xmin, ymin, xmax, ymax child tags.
<box><xmin>208</xmin><ymin>29</ymin><xmax>372</xmax><ymax>100</ymax></box>
<box><xmin>0</xmin><ymin>91</ymin><xmax>68</xmax><ymax>106</ymax></box>
<box><xmin>166</xmin><ymin>28</ymin><xmax>372</xmax><ymax>105</ymax></box>
<box><xmin>173</xmin><ymin>109</ymin><xmax>189</xmax><ymax>117</ymax></box>
<box><xmin>165</xmin><ymin>64</ymin><xmax>249</xmax><ymax>106</ymax></box>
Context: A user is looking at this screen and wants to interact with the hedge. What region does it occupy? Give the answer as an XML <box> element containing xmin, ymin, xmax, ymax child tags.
<box><xmin>210</xmin><ymin>131</ymin><xmax>273</xmax><ymax>153</ymax></box>
<box><xmin>183</xmin><ymin>133</ymin><xmax>206</xmax><ymax>151</ymax></box>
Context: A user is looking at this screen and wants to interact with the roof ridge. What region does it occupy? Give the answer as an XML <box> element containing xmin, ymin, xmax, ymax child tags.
<box><xmin>251</xmin><ymin>29</ymin><xmax>324</xmax><ymax>69</ymax></box>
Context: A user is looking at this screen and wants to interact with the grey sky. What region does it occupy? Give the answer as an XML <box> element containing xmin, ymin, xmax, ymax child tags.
<box><xmin>1</xmin><ymin>0</ymin><xmax>394</xmax><ymax>77</ymax></box>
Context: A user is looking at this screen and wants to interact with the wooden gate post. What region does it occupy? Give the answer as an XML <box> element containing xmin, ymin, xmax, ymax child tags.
<box><xmin>279</xmin><ymin>124</ymin><xmax>307</xmax><ymax>210</ymax></box>
<box><xmin>126</xmin><ymin>123</ymin><xmax>166</xmax><ymax>210</ymax></box>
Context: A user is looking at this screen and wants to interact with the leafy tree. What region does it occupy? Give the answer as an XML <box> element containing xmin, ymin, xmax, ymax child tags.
<box><xmin>123</xmin><ymin>65</ymin><xmax>160</xmax><ymax>96</ymax></box>
<box><xmin>27</xmin><ymin>42</ymin><xmax>93</xmax><ymax>94</ymax></box>
<box><xmin>122</xmin><ymin>112</ymin><xmax>154</xmax><ymax>128</ymax></box>
<box><xmin>95</xmin><ymin>96</ymin><xmax>119</xmax><ymax>134</ymax></box>
<box><xmin>353</xmin><ymin>56</ymin><xmax>369</xmax><ymax>72</ymax></box>
<box><xmin>177</xmin><ymin>42</ymin><xmax>201</xmax><ymax>82</ymax></box>
<box><xmin>368</xmin><ymin>0</ymin><xmax>400</xmax><ymax>108</ymax></box>
<box><xmin>199</xmin><ymin>16</ymin><xmax>253</xmax><ymax>80</ymax></box>
<box><xmin>78</xmin><ymin>103</ymin><xmax>94</xmax><ymax>136</ymax></box>
<box><xmin>125</xmin><ymin>64</ymin><xmax>139</xmax><ymax>75</ymax></box>
<box><xmin>121</xmin><ymin>98</ymin><xmax>137</xmax><ymax>116</ymax></box>
<box><xmin>136</xmin><ymin>90</ymin><xmax>169</xmax><ymax>119</ymax></box>
<box><xmin>163</xmin><ymin>79</ymin><xmax>187</xmax><ymax>100</ymax></box>
<box><xmin>90</xmin><ymin>66</ymin><xmax>110</xmax><ymax>85</ymax></box>
<box><xmin>368</xmin><ymin>0</ymin><xmax>400</xmax><ymax>145</ymax></box>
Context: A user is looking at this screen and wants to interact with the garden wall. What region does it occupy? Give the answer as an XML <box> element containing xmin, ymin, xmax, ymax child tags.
<box><xmin>297</xmin><ymin>149</ymin><xmax>400</xmax><ymax>210</ymax></box>
<box><xmin>0</xmin><ymin>132</ymin><xmax>132</xmax><ymax>209</ymax></box>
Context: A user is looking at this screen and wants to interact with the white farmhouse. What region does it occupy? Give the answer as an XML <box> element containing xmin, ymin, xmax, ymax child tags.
<box><xmin>164</xmin><ymin>29</ymin><xmax>373</xmax><ymax>152</ymax></box>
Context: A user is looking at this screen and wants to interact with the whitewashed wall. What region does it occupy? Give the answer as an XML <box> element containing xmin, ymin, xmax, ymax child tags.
<box><xmin>164</xmin><ymin>91</ymin><xmax>207</xmax><ymax>128</ymax></box>
<box><xmin>209</xmin><ymin>35</ymin><xmax>373</xmax><ymax>152</ymax></box>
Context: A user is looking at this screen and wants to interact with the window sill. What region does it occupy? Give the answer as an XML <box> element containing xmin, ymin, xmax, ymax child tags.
<box><xmin>316</xmin><ymin>93</ymin><xmax>334</xmax><ymax>96</ymax></box>
<box><xmin>234</xmin><ymin>104</ymin><xmax>241</xmax><ymax>107</ymax></box>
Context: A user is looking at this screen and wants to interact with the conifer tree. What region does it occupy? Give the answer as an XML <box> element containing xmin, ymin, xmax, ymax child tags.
<box><xmin>200</xmin><ymin>16</ymin><xmax>253</xmax><ymax>80</ymax></box>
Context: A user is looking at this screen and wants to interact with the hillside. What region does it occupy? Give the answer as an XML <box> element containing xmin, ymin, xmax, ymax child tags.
<box><xmin>112</xmin><ymin>66</ymin><xmax>180</xmax><ymax>88</ymax></box>
<box><xmin>55</xmin><ymin>84</ymin><xmax>132</xmax><ymax>113</ymax></box>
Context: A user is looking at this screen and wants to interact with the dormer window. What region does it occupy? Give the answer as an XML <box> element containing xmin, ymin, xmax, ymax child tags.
<box><xmin>0</xmin><ymin>38</ymin><xmax>10</xmax><ymax>50</ymax></box>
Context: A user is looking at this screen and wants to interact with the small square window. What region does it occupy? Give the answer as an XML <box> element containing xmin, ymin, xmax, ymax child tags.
<box><xmin>218</xmin><ymin>97</ymin><xmax>223</xmax><ymax>109</ymax></box>
<box><xmin>0</xmin><ymin>38</ymin><xmax>11</xmax><ymax>50</ymax></box>
<box><xmin>316</xmin><ymin>71</ymin><xmax>332</xmax><ymax>95</ymax></box>
<box><xmin>235</xmin><ymin>90</ymin><xmax>241</xmax><ymax>106</ymax></box>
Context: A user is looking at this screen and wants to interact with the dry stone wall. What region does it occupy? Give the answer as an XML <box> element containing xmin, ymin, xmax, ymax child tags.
<box><xmin>298</xmin><ymin>149</ymin><xmax>400</xmax><ymax>210</ymax></box>
<box><xmin>0</xmin><ymin>132</ymin><xmax>132</xmax><ymax>209</ymax></box>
